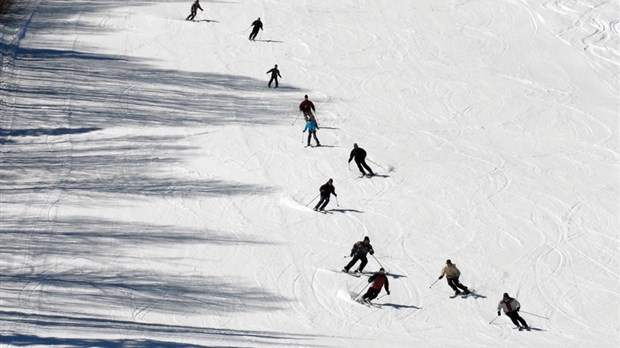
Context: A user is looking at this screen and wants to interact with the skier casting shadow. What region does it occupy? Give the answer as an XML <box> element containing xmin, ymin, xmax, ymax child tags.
<box><xmin>186</xmin><ymin>0</ymin><xmax>203</xmax><ymax>21</ymax></box>
<box><xmin>348</xmin><ymin>143</ymin><xmax>374</xmax><ymax>177</ymax></box>
<box><xmin>343</xmin><ymin>236</ymin><xmax>374</xmax><ymax>273</ymax></box>
<box><xmin>249</xmin><ymin>17</ymin><xmax>263</xmax><ymax>41</ymax></box>
<box><xmin>438</xmin><ymin>259</ymin><xmax>471</xmax><ymax>297</ymax></box>
<box><xmin>497</xmin><ymin>293</ymin><xmax>529</xmax><ymax>330</ymax></box>
<box><xmin>360</xmin><ymin>268</ymin><xmax>390</xmax><ymax>303</ymax></box>
<box><xmin>314</xmin><ymin>179</ymin><xmax>336</xmax><ymax>211</ymax></box>
<box><xmin>266</xmin><ymin>64</ymin><xmax>282</xmax><ymax>88</ymax></box>
<box><xmin>303</xmin><ymin>116</ymin><xmax>320</xmax><ymax>147</ymax></box>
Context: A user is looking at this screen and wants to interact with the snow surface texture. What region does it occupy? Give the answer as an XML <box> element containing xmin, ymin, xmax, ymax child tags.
<box><xmin>1</xmin><ymin>0</ymin><xmax>618</xmax><ymax>347</ymax></box>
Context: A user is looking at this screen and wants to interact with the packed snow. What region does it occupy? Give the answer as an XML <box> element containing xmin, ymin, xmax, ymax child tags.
<box><xmin>1</xmin><ymin>0</ymin><xmax>618</xmax><ymax>347</ymax></box>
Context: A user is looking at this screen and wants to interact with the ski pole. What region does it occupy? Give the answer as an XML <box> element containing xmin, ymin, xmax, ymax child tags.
<box><xmin>367</xmin><ymin>158</ymin><xmax>386</xmax><ymax>170</ymax></box>
<box><xmin>292</xmin><ymin>111</ymin><xmax>301</xmax><ymax>125</ymax></box>
<box><xmin>305</xmin><ymin>193</ymin><xmax>320</xmax><ymax>206</ymax></box>
<box><xmin>301</xmin><ymin>131</ymin><xmax>305</xmax><ymax>144</ymax></box>
<box><xmin>335</xmin><ymin>196</ymin><xmax>340</xmax><ymax>207</ymax></box>
<box><xmin>371</xmin><ymin>254</ymin><xmax>384</xmax><ymax>269</ymax></box>
<box><xmin>520</xmin><ymin>310</ymin><xmax>550</xmax><ymax>320</ymax></box>
<box><xmin>429</xmin><ymin>278</ymin><xmax>440</xmax><ymax>289</ymax></box>
<box><xmin>489</xmin><ymin>315</ymin><xmax>500</xmax><ymax>324</ymax></box>
<box><xmin>354</xmin><ymin>281</ymin><xmax>370</xmax><ymax>300</ymax></box>
<box><xmin>375</xmin><ymin>293</ymin><xmax>389</xmax><ymax>301</ymax></box>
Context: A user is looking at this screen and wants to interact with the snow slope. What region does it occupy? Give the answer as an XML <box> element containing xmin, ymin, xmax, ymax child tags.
<box><xmin>1</xmin><ymin>0</ymin><xmax>618</xmax><ymax>346</ymax></box>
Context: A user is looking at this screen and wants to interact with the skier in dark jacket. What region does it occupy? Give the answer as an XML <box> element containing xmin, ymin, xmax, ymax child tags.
<box><xmin>249</xmin><ymin>17</ymin><xmax>263</xmax><ymax>41</ymax></box>
<box><xmin>314</xmin><ymin>179</ymin><xmax>336</xmax><ymax>211</ymax></box>
<box><xmin>186</xmin><ymin>0</ymin><xmax>203</xmax><ymax>21</ymax></box>
<box><xmin>266</xmin><ymin>64</ymin><xmax>281</xmax><ymax>88</ymax></box>
<box><xmin>343</xmin><ymin>236</ymin><xmax>374</xmax><ymax>273</ymax></box>
<box><xmin>497</xmin><ymin>293</ymin><xmax>529</xmax><ymax>329</ymax></box>
<box><xmin>303</xmin><ymin>117</ymin><xmax>320</xmax><ymax>147</ymax></box>
<box><xmin>299</xmin><ymin>95</ymin><xmax>316</xmax><ymax>122</ymax></box>
<box><xmin>348</xmin><ymin>143</ymin><xmax>374</xmax><ymax>176</ymax></box>
<box><xmin>361</xmin><ymin>268</ymin><xmax>390</xmax><ymax>303</ymax></box>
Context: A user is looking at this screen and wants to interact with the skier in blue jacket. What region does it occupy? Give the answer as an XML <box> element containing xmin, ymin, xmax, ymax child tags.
<box><xmin>303</xmin><ymin>116</ymin><xmax>320</xmax><ymax>147</ymax></box>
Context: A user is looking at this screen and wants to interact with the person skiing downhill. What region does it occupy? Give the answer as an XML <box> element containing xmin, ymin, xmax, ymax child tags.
<box><xmin>497</xmin><ymin>293</ymin><xmax>529</xmax><ymax>330</ymax></box>
<box><xmin>249</xmin><ymin>17</ymin><xmax>263</xmax><ymax>41</ymax></box>
<box><xmin>348</xmin><ymin>143</ymin><xmax>374</xmax><ymax>177</ymax></box>
<box><xmin>299</xmin><ymin>95</ymin><xmax>316</xmax><ymax>122</ymax></box>
<box><xmin>314</xmin><ymin>179</ymin><xmax>336</xmax><ymax>211</ymax></box>
<box><xmin>343</xmin><ymin>236</ymin><xmax>374</xmax><ymax>273</ymax></box>
<box><xmin>360</xmin><ymin>267</ymin><xmax>390</xmax><ymax>303</ymax></box>
<box><xmin>186</xmin><ymin>0</ymin><xmax>203</xmax><ymax>21</ymax></box>
<box><xmin>438</xmin><ymin>259</ymin><xmax>471</xmax><ymax>296</ymax></box>
<box><xmin>266</xmin><ymin>64</ymin><xmax>282</xmax><ymax>88</ymax></box>
<box><xmin>303</xmin><ymin>117</ymin><xmax>320</xmax><ymax>147</ymax></box>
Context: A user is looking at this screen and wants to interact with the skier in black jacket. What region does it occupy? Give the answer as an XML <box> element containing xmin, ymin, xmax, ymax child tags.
<box><xmin>361</xmin><ymin>268</ymin><xmax>390</xmax><ymax>303</ymax></box>
<box><xmin>249</xmin><ymin>17</ymin><xmax>263</xmax><ymax>41</ymax></box>
<box><xmin>314</xmin><ymin>179</ymin><xmax>336</xmax><ymax>211</ymax></box>
<box><xmin>186</xmin><ymin>0</ymin><xmax>203</xmax><ymax>21</ymax></box>
<box><xmin>266</xmin><ymin>64</ymin><xmax>281</xmax><ymax>88</ymax></box>
<box><xmin>343</xmin><ymin>236</ymin><xmax>374</xmax><ymax>273</ymax></box>
<box><xmin>348</xmin><ymin>143</ymin><xmax>374</xmax><ymax>176</ymax></box>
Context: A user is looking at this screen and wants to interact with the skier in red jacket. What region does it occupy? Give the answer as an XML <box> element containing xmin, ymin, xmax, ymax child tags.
<box><xmin>299</xmin><ymin>95</ymin><xmax>316</xmax><ymax>122</ymax></box>
<box><xmin>360</xmin><ymin>268</ymin><xmax>390</xmax><ymax>303</ymax></box>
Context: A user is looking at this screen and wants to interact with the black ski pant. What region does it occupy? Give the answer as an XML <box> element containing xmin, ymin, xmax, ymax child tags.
<box><xmin>446</xmin><ymin>277</ymin><xmax>468</xmax><ymax>293</ymax></box>
<box><xmin>186</xmin><ymin>9</ymin><xmax>197</xmax><ymax>20</ymax></box>
<box><xmin>268</xmin><ymin>76</ymin><xmax>279</xmax><ymax>88</ymax></box>
<box><xmin>362</xmin><ymin>287</ymin><xmax>380</xmax><ymax>301</ymax></box>
<box><xmin>314</xmin><ymin>194</ymin><xmax>330</xmax><ymax>210</ymax></box>
<box><xmin>355</xmin><ymin>159</ymin><xmax>373</xmax><ymax>175</ymax></box>
<box><xmin>249</xmin><ymin>29</ymin><xmax>260</xmax><ymax>40</ymax></box>
<box><xmin>506</xmin><ymin>311</ymin><xmax>528</xmax><ymax>328</ymax></box>
<box><xmin>307</xmin><ymin>131</ymin><xmax>320</xmax><ymax>146</ymax></box>
<box><xmin>344</xmin><ymin>254</ymin><xmax>368</xmax><ymax>272</ymax></box>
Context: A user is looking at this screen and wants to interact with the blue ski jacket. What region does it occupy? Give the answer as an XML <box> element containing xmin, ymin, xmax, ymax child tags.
<box><xmin>303</xmin><ymin>120</ymin><xmax>318</xmax><ymax>132</ymax></box>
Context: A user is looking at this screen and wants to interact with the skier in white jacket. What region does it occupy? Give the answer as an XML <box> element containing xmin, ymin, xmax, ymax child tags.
<box><xmin>497</xmin><ymin>293</ymin><xmax>529</xmax><ymax>329</ymax></box>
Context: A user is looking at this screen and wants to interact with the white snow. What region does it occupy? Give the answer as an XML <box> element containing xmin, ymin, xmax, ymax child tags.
<box><xmin>1</xmin><ymin>0</ymin><xmax>618</xmax><ymax>347</ymax></box>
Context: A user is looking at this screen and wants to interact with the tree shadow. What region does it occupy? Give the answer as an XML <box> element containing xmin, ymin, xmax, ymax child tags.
<box><xmin>0</xmin><ymin>133</ymin><xmax>274</xmax><ymax>199</ymax></box>
<box><xmin>1</xmin><ymin>43</ymin><xmax>302</xmax><ymax>132</ymax></box>
<box><xmin>0</xmin><ymin>312</ymin><xmax>322</xmax><ymax>347</ymax></box>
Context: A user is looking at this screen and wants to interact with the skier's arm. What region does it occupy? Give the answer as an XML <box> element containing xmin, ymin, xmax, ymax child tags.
<box><xmin>369</xmin><ymin>246</ymin><xmax>374</xmax><ymax>255</ymax></box>
<box><xmin>348</xmin><ymin>150</ymin><xmax>354</xmax><ymax>163</ymax></box>
<box><xmin>384</xmin><ymin>277</ymin><xmax>390</xmax><ymax>294</ymax></box>
<box><xmin>368</xmin><ymin>274</ymin><xmax>376</xmax><ymax>283</ymax></box>
<box><xmin>438</xmin><ymin>266</ymin><xmax>446</xmax><ymax>279</ymax></box>
<box><xmin>198</xmin><ymin>4</ymin><xmax>203</xmax><ymax>11</ymax></box>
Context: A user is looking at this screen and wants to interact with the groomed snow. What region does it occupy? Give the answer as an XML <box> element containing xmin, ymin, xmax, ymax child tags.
<box><xmin>1</xmin><ymin>0</ymin><xmax>618</xmax><ymax>347</ymax></box>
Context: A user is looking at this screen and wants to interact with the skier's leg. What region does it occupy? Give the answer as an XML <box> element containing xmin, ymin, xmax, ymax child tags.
<box><xmin>307</xmin><ymin>133</ymin><xmax>312</xmax><ymax>146</ymax></box>
<box><xmin>314</xmin><ymin>197</ymin><xmax>325</xmax><ymax>210</ymax></box>
<box><xmin>507</xmin><ymin>312</ymin><xmax>521</xmax><ymax>327</ymax></box>
<box><xmin>447</xmin><ymin>278</ymin><xmax>459</xmax><ymax>292</ymax></box>
<box><xmin>456</xmin><ymin>279</ymin><xmax>469</xmax><ymax>292</ymax></box>
<box><xmin>367</xmin><ymin>288</ymin><xmax>380</xmax><ymax>301</ymax></box>
<box><xmin>319</xmin><ymin>197</ymin><xmax>330</xmax><ymax>210</ymax></box>
<box><xmin>344</xmin><ymin>256</ymin><xmax>360</xmax><ymax>272</ymax></box>
<box><xmin>355</xmin><ymin>161</ymin><xmax>366</xmax><ymax>175</ymax></box>
<box><xmin>516</xmin><ymin>314</ymin><xmax>528</xmax><ymax>328</ymax></box>
<box><xmin>274</xmin><ymin>77</ymin><xmax>278</xmax><ymax>88</ymax></box>
<box><xmin>358</xmin><ymin>255</ymin><xmax>368</xmax><ymax>271</ymax></box>
<box><xmin>361</xmin><ymin>160</ymin><xmax>374</xmax><ymax>175</ymax></box>
<box><xmin>312</xmin><ymin>132</ymin><xmax>320</xmax><ymax>146</ymax></box>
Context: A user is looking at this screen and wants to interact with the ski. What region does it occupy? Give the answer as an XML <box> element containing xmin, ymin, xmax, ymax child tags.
<box><xmin>342</xmin><ymin>269</ymin><xmax>361</xmax><ymax>277</ymax></box>
<box><xmin>461</xmin><ymin>289</ymin><xmax>475</xmax><ymax>298</ymax></box>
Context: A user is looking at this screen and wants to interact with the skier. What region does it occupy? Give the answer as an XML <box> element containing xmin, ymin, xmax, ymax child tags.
<box><xmin>249</xmin><ymin>17</ymin><xmax>263</xmax><ymax>41</ymax></box>
<box><xmin>343</xmin><ymin>236</ymin><xmax>374</xmax><ymax>273</ymax></box>
<box><xmin>314</xmin><ymin>178</ymin><xmax>336</xmax><ymax>211</ymax></box>
<box><xmin>299</xmin><ymin>95</ymin><xmax>316</xmax><ymax>122</ymax></box>
<box><xmin>186</xmin><ymin>0</ymin><xmax>203</xmax><ymax>21</ymax></box>
<box><xmin>497</xmin><ymin>293</ymin><xmax>529</xmax><ymax>330</ymax></box>
<box><xmin>348</xmin><ymin>143</ymin><xmax>374</xmax><ymax>177</ymax></box>
<box><xmin>266</xmin><ymin>64</ymin><xmax>281</xmax><ymax>88</ymax></box>
<box><xmin>303</xmin><ymin>117</ymin><xmax>320</xmax><ymax>147</ymax></box>
<box><xmin>360</xmin><ymin>267</ymin><xmax>390</xmax><ymax>303</ymax></box>
<box><xmin>438</xmin><ymin>259</ymin><xmax>471</xmax><ymax>296</ymax></box>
